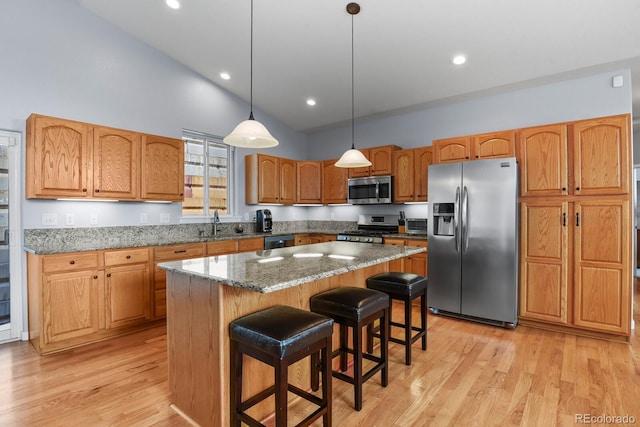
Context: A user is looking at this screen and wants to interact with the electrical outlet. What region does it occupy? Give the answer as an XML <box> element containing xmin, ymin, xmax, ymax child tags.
<box><xmin>160</xmin><ymin>213</ymin><xmax>170</xmax><ymax>223</ymax></box>
<box><xmin>140</xmin><ymin>213</ymin><xmax>148</xmax><ymax>224</ymax></box>
<box><xmin>90</xmin><ymin>214</ymin><xmax>98</xmax><ymax>225</ymax></box>
<box><xmin>41</xmin><ymin>213</ymin><xmax>57</xmax><ymax>226</ymax></box>
<box><xmin>65</xmin><ymin>213</ymin><xmax>75</xmax><ymax>226</ymax></box>
<box><xmin>244</xmin><ymin>212</ymin><xmax>250</xmax><ymax>221</ymax></box>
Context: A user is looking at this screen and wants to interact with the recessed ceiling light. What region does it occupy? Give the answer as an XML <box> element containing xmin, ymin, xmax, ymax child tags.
<box><xmin>220</xmin><ymin>72</ymin><xmax>230</xmax><ymax>80</ymax></box>
<box><xmin>452</xmin><ymin>55</ymin><xmax>467</xmax><ymax>65</ymax></box>
<box><xmin>166</xmin><ymin>0</ymin><xmax>180</xmax><ymax>10</ymax></box>
<box><xmin>306</xmin><ymin>98</ymin><xmax>317</xmax><ymax>107</ymax></box>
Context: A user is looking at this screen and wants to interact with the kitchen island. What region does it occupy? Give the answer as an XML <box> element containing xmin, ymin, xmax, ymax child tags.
<box><xmin>159</xmin><ymin>241</ymin><xmax>426</xmax><ymax>426</ymax></box>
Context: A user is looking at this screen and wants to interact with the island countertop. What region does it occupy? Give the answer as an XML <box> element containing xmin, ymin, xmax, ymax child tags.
<box><xmin>158</xmin><ymin>241</ymin><xmax>426</xmax><ymax>293</ymax></box>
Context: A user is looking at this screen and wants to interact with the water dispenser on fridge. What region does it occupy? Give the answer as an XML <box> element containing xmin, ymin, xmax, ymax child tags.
<box><xmin>432</xmin><ymin>202</ymin><xmax>455</xmax><ymax>236</ymax></box>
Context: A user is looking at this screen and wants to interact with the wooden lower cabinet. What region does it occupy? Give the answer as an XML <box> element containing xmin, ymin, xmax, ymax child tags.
<box><xmin>519</xmin><ymin>199</ymin><xmax>631</xmax><ymax>338</ymax></box>
<box><xmin>384</xmin><ymin>238</ymin><xmax>428</xmax><ymax>276</ymax></box>
<box><xmin>105</xmin><ymin>263</ymin><xmax>151</xmax><ymax>330</ymax></box>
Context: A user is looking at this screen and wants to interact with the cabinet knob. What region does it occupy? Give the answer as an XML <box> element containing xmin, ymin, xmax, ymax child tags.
<box><xmin>107</xmin><ymin>273</ymin><xmax>111</xmax><ymax>278</ymax></box>
<box><xmin>95</xmin><ymin>189</ymin><xmax>100</xmax><ymax>193</ymax></box>
<box><xmin>562</xmin><ymin>187</ymin><xmax>567</xmax><ymax>191</ymax></box>
<box><xmin>576</xmin><ymin>187</ymin><xmax>581</xmax><ymax>191</ymax></box>
<box><xmin>126</xmin><ymin>255</ymin><xmax>131</xmax><ymax>259</ymax></box>
<box><xmin>69</xmin><ymin>260</ymin><xmax>75</xmax><ymax>265</ymax></box>
<box><xmin>82</xmin><ymin>189</ymin><xmax>87</xmax><ymax>192</ymax></box>
<box><xmin>93</xmin><ymin>275</ymin><xmax>98</xmax><ymax>279</ymax></box>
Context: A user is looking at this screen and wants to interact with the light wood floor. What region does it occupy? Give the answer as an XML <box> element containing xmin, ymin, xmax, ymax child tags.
<box><xmin>1</xmin><ymin>304</ymin><xmax>639</xmax><ymax>427</ymax></box>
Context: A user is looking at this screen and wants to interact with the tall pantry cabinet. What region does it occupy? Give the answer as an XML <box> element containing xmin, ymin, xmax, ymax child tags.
<box><xmin>518</xmin><ymin>114</ymin><xmax>632</xmax><ymax>338</ymax></box>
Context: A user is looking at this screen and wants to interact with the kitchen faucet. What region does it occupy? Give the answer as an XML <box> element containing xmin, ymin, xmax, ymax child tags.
<box><xmin>212</xmin><ymin>209</ymin><xmax>221</xmax><ymax>237</ymax></box>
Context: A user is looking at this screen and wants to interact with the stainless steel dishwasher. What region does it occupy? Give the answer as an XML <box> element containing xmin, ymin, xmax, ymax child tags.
<box><xmin>263</xmin><ymin>235</ymin><xmax>295</xmax><ymax>249</ymax></box>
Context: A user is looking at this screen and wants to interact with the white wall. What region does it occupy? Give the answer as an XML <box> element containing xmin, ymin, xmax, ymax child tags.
<box><xmin>0</xmin><ymin>0</ymin><xmax>308</xmax><ymax>229</ymax></box>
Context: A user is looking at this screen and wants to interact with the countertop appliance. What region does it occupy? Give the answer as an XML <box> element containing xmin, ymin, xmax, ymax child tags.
<box><xmin>347</xmin><ymin>176</ymin><xmax>392</xmax><ymax>205</ymax></box>
<box><xmin>405</xmin><ymin>218</ymin><xmax>427</xmax><ymax>235</ymax></box>
<box><xmin>256</xmin><ymin>209</ymin><xmax>272</xmax><ymax>233</ymax></box>
<box><xmin>337</xmin><ymin>214</ymin><xmax>399</xmax><ymax>243</ymax></box>
<box><xmin>264</xmin><ymin>234</ymin><xmax>295</xmax><ymax>249</ymax></box>
<box><xmin>427</xmin><ymin>157</ymin><xmax>518</xmax><ymax>327</ymax></box>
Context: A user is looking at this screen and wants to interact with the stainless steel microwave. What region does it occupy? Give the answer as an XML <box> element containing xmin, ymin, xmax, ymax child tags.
<box><xmin>347</xmin><ymin>176</ymin><xmax>393</xmax><ymax>204</ymax></box>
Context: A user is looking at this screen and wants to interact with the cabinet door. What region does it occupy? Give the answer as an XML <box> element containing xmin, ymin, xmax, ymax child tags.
<box><xmin>252</xmin><ymin>154</ymin><xmax>279</xmax><ymax>203</ymax></box>
<box><xmin>321</xmin><ymin>159</ymin><xmax>348</xmax><ymax>204</ymax></box>
<box><xmin>573</xmin><ymin>200</ymin><xmax>630</xmax><ymax>334</ymax></box>
<box><xmin>472</xmin><ymin>131</ymin><xmax>515</xmax><ymax>160</ymax></box>
<box><xmin>279</xmin><ymin>158</ymin><xmax>296</xmax><ymax>204</ymax></box>
<box><xmin>94</xmin><ymin>126</ymin><xmax>140</xmax><ymax>199</ymax></box>
<box><xmin>238</xmin><ymin>237</ymin><xmax>264</xmax><ymax>252</ymax></box>
<box><xmin>573</xmin><ymin>115</ymin><xmax>630</xmax><ymax>196</ymax></box>
<box><xmin>370</xmin><ymin>146</ymin><xmax>396</xmax><ymax>176</ymax></box>
<box><xmin>348</xmin><ymin>148</ymin><xmax>371</xmax><ymax>178</ymax></box>
<box><xmin>43</xmin><ymin>270</ymin><xmax>103</xmax><ymax>344</ymax></box>
<box><xmin>414</xmin><ymin>146</ymin><xmax>432</xmax><ymax>202</ymax></box>
<box><xmin>295</xmin><ymin>234</ymin><xmax>310</xmax><ymax>245</ymax></box>
<box><xmin>105</xmin><ymin>264</ymin><xmax>150</xmax><ymax>329</ymax></box>
<box><xmin>206</xmin><ymin>240</ymin><xmax>238</xmax><ymax>255</ymax></box>
<box><xmin>393</xmin><ymin>149</ymin><xmax>415</xmax><ymax>202</ymax></box>
<box><xmin>432</xmin><ymin>136</ymin><xmax>471</xmax><ymax>163</ymax></box>
<box><xmin>296</xmin><ymin>161</ymin><xmax>322</xmax><ymax>204</ymax></box>
<box><xmin>517</xmin><ymin>124</ymin><xmax>568</xmax><ymax>197</ymax></box>
<box><xmin>408</xmin><ymin>253</ymin><xmax>427</xmax><ymax>276</ymax></box>
<box><xmin>519</xmin><ymin>201</ymin><xmax>569</xmax><ymax>324</ymax></box>
<box><xmin>141</xmin><ymin>134</ymin><xmax>184</xmax><ymax>201</ymax></box>
<box><xmin>26</xmin><ymin>115</ymin><xmax>92</xmax><ymax>198</ymax></box>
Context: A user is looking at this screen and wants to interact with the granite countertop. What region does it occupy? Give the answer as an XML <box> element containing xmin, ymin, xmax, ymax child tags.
<box><xmin>158</xmin><ymin>241</ymin><xmax>426</xmax><ymax>293</ymax></box>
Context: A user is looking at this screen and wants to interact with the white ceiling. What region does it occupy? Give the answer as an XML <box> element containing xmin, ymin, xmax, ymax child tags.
<box><xmin>72</xmin><ymin>0</ymin><xmax>640</xmax><ymax>133</ymax></box>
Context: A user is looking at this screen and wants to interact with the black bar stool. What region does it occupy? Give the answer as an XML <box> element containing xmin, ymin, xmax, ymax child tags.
<box><xmin>366</xmin><ymin>272</ymin><xmax>428</xmax><ymax>365</ymax></box>
<box><xmin>309</xmin><ymin>286</ymin><xmax>389</xmax><ymax>411</ymax></box>
<box><xmin>230</xmin><ymin>305</ymin><xmax>334</xmax><ymax>427</ymax></box>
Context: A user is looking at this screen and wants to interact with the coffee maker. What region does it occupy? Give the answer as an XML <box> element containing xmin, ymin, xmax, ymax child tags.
<box><xmin>256</xmin><ymin>209</ymin><xmax>273</xmax><ymax>233</ymax></box>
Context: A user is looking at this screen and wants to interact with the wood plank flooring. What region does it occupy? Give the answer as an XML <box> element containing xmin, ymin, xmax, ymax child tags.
<box><xmin>1</xmin><ymin>303</ymin><xmax>639</xmax><ymax>426</ymax></box>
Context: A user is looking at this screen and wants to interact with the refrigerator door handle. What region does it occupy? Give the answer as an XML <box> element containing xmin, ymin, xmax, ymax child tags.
<box><xmin>462</xmin><ymin>186</ymin><xmax>470</xmax><ymax>252</ymax></box>
<box><xmin>454</xmin><ymin>186</ymin><xmax>461</xmax><ymax>253</ymax></box>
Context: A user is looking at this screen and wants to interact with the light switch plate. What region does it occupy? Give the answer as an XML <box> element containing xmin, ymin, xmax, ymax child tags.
<box><xmin>90</xmin><ymin>214</ymin><xmax>98</xmax><ymax>225</ymax></box>
<box><xmin>140</xmin><ymin>213</ymin><xmax>148</xmax><ymax>224</ymax></box>
<box><xmin>42</xmin><ymin>213</ymin><xmax>57</xmax><ymax>226</ymax></box>
<box><xmin>160</xmin><ymin>213</ymin><xmax>170</xmax><ymax>223</ymax></box>
<box><xmin>65</xmin><ymin>213</ymin><xmax>75</xmax><ymax>226</ymax></box>
<box><xmin>612</xmin><ymin>75</ymin><xmax>623</xmax><ymax>87</ymax></box>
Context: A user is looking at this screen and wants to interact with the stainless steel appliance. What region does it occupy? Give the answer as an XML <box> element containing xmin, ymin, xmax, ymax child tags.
<box><xmin>427</xmin><ymin>157</ymin><xmax>518</xmax><ymax>327</ymax></box>
<box><xmin>256</xmin><ymin>209</ymin><xmax>272</xmax><ymax>233</ymax></box>
<box><xmin>347</xmin><ymin>176</ymin><xmax>392</xmax><ymax>205</ymax></box>
<box><xmin>405</xmin><ymin>218</ymin><xmax>427</xmax><ymax>235</ymax></box>
<box><xmin>337</xmin><ymin>214</ymin><xmax>399</xmax><ymax>243</ymax></box>
<box><xmin>264</xmin><ymin>234</ymin><xmax>295</xmax><ymax>249</ymax></box>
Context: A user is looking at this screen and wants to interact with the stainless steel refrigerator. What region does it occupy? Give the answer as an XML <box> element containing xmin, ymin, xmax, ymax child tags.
<box><xmin>427</xmin><ymin>157</ymin><xmax>518</xmax><ymax>327</ymax></box>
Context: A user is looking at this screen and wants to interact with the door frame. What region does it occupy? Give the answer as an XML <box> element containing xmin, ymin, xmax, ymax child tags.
<box><xmin>0</xmin><ymin>129</ymin><xmax>23</xmax><ymax>343</ymax></box>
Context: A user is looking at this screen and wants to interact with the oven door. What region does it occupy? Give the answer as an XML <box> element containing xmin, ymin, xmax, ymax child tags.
<box><xmin>347</xmin><ymin>176</ymin><xmax>392</xmax><ymax>204</ymax></box>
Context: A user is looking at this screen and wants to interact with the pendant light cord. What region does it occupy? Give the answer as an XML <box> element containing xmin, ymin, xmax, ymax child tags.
<box><xmin>350</xmin><ymin>12</ymin><xmax>355</xmax><ymax>149</ymax></box>
<box><xmin>249</xmin><ymin>0</ymin><xmax>255</xmax><ymax>120</ymax></box>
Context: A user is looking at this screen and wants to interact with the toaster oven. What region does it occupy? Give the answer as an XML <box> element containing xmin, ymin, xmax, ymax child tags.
<box><xmin>405</xmin><ymin>218</ymin><xmax>427</xmax><ymax>235</ymax></box>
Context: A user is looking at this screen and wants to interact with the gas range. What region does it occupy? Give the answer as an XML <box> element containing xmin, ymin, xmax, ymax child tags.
<box><xmin>337</xmin><ymin>214</ymin><xmax>399</xmax><ymax>244</ymax></box>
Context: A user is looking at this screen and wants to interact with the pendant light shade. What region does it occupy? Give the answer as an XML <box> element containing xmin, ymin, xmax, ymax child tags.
<box><xmin>335</xmin><ymin>2</ymin><xmax>370</xmax><ymax>168</ymax></box>
<box><xmin>224</xmin><ymin>0</ymin><xmax>278</xmax><ymax>148</ymax></box>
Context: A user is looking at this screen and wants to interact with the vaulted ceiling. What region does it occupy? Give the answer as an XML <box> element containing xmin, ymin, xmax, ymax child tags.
<box><xmin>72</xmin><ymin>0</ymin><xmax>640</xmax><ymax>132</ymax></box>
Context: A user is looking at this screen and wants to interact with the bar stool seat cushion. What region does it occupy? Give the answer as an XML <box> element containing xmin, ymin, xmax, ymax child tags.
<box><xmin>310</xmin><ymin>287</ymin><xmax>389</xmax><ymax>323</ymax></box>
<box><xmin>366</xmin><ymin>272</ymin><xmax>428</xmax><ymax>298</ymax></box>
<box><xmin>230</xmin><ymin>305</ymin><xmax>334</xmax><ymax>359</ymax></box>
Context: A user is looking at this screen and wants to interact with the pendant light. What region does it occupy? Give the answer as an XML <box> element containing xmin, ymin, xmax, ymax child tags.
<box><xmin>335</xmin><ymin>3</ymin><xmax>371</xmax><ymax>168</ymax></box>
<box><xmin>224</xmin><ymin>0</ymin><xmax>278</xmax><ymax>148</ymax></box>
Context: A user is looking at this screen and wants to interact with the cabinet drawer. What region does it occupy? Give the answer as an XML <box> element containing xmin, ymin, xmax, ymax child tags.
<box><xmin>42</xmin><ymin>252</ymin><xmax>100</xmax><ymax>273</ymax></box>
<box><xmin>206</xmin><ymin>240</ymin><xmax>238</xmax><ymax>255</ymax></box>
<box><xmin>154</xmin><ymin>289</ymin><xmax>166</xmax><ymax>318</ymax></box>
<box><xmin>238</xmin><ymin>237</ymin><xmax>264</xmax><ymax>252</ymax></box>
<box><xmin>154</xmin><ymin>243</ymin><xmax>205</xmax><ymax>261</ymax></box>
<box><xmin>104</xmin><ymin>247</ymin><xmax>149</xmax><ymax>266</ymax></box>
<box><xmin>408</xmin><ymin>240</ymin><xmax>427</xmax><ymax>249</ymax></box>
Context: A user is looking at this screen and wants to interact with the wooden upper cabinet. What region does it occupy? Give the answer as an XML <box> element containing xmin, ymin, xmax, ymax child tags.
<box><xmin>414</xmin><ymin>146</ymin><xmax>432</xmax><ymax>201</ymax></box>
<box><xmin>432</xmin><ymin>136</ymin><xmax>471</xmax><ymax>163</ymax></box>
<box><xmin>348</xmin><ymin>148</ymin><xmax>371</xmax><ymax>178</ymax></box>
<box><xmin>94</xmin><ymin>126</ymin><xmax>140</xmax><ymax>199</ymax></box>
<box><xmin>26</xmin><ymin>114</ymin><xmax>92</xmax><ymax>198</ymax></box>
<box><xmin>572</xmin><ymin>115</ymin><xmax>630</xmax><ymax>196</ymax></box>
<box><xmin>472</xmin><ymin>131</ymin><xmax>515</xmax><ymax>160</ymax></box>
<box><xmin>348</xmin><ymin>145</ymin><xmax>399</xmax><ymax>178</ymax></box>
<box><xmin>517</xmin><ymin>124</ymin><xmax>568</xmax><ymax>197</ymax></box>
<box><xmin>296</xmin><ymin>161</ymin><xmax>322</xmax><ymax>204</ymax></box>
<box><xmin>393</xmin><ymin>149</ymin><xmax>415</xmax><ymax>202</ymax></box>
<box><xmin>245</xmin><ymin>154</ymin><xmax>295</xmax><ymax>205</ymax></box>
<box><xmin>141</xmin><ymin>134</ymin><xmax>184</xmax><ymax>201</ymax></box>
<box><xmin>322</xmin><ymin>159</ymin><xmax>348</xmax><ymax>204</ymax></box>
